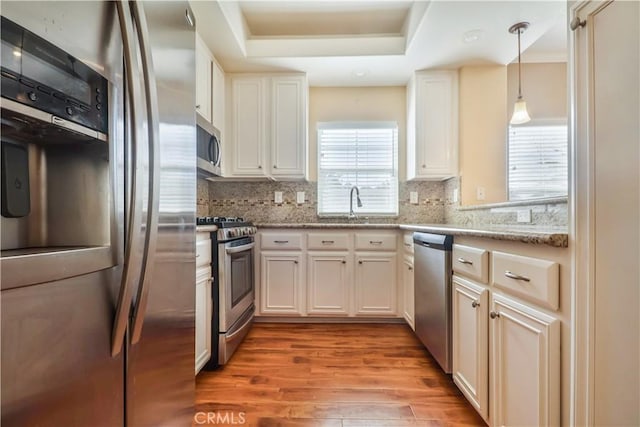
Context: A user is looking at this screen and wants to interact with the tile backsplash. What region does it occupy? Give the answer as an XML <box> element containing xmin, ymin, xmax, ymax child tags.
<box><xmin>198</xmin><ymin>176</ymin><xmax>568</xmax><ymax>228</ymax></box>
<box><xmin>204</xmin><ymin>180</ymin><xmax>446</xmax><ymax>224</ymax></box>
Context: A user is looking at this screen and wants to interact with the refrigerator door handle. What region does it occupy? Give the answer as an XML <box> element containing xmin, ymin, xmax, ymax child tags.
<box><xmin>130</xmin><ymin>0</ymin><xmax>161</xmax><ymax>345</ymax></box>
<box><xmin>111</xmin><ymin>1</ymin><xmax>147</xmax><ymax>357</ymax></box>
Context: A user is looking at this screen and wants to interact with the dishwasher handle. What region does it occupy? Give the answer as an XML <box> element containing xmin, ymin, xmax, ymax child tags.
<box><xmin>413</xmin><ymin>232</ymin><xmax>453</xmax><ymax>251</ymax></box>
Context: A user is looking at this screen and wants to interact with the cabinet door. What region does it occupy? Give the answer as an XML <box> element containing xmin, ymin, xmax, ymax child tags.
<box><xmin>195</xmin><ymin>269</ymin><xmax>212</xmax><ymax>374</ymax></box>
<box><xmin>402</xmin><ymin>257</ymin><xmax>415</xmax><ymax>329</ymax></box>
<box><xmin>354</xmin><ymin>253</ymin><xmax>397</xmax><ymax>315</ymax></box>
<box><xmin>230</xmin><ymin>77</ymin><xmax>265</xmax><ymax>176</ymax></box>
<box><xmin>211</xmin><ymin>60</ymin><xmax>225</xmax><ymax>135</ymax></box>
<box><xmin>452</xmin><ymin>276</ymin><xmax>489</xmax><ymax>422</ymax></box>
<box><xmin>307</xmin><ymin>253</ymin><xmax>350</xmax><ymax>315</ymax></box>
<box><xmin>260</xmin><ymin>253</ymin><xmax>304</xmax><ymax>315</ymax></box>
<box><xmin>271</xmin><ymin>76</ymin><xmax>307</xmax><ymax>179</ymax></box>
<box><xmin>195</xmin><ymin>34</ymin><xmax>211</xmax><ymax>122</ymax></box>
<box><xmin>490</xmin><ymin>293</ymin><xmax>560</xmax><ymax>427</ymax></box>
<box><xmin>411</xmin><ymin>71</ymin><xmax>458</xmax><ymax>180</ymax></box>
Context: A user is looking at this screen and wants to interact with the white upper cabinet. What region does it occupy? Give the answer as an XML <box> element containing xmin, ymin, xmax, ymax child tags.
<box><xmin>211</xmin><ymin>59</ymin><xmax>225</xmax><ymax>134</ymax></box>
<box><xmin>228</xmin><ymin>74</ymin><xmax>308</xmax><ymax>180</ymax></box>
<box><xmin>230</xmin><ymin>77</ymin><xmax>266</xmax><ymax>176</ymax></box>
<box><xmin>195</xmin><ymin>33</ymin><xmax>212</xmax><ymax>123</ymax></box>
<box><xmin>271</xmin><ymin>76</ymin><xmax>307</xmax><ymax>179</ymax></box>
<box><xmin>407</xmin><ymin>70</ymin><xmax>459</xmax><ymax>180</ymax></box>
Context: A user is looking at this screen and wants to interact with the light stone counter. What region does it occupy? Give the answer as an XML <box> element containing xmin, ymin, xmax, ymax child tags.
<box><xmin>255</xmin><ymin>223</ymin><xmax>568</xmax><ymax>248</ymax></box>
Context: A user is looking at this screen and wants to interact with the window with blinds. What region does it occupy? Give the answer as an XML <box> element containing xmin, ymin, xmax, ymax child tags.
<box><xmin>317</xmin><ymin>122</ymin><xmax>398</xmax><ymax>216</ymax></box>
<box><xmin>508</xmin><ymin>121</ymin><xmax>568</xmax><ymax>201</ymax></box>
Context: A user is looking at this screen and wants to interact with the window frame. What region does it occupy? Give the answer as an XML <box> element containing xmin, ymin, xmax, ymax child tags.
<box><xmin>507</xmin><ymin>118</ymin><xmax>569</xmax><ymax>202</ymax></box>
<box><xmin>316</xmin><ymin>121</ymin><xmax>399</xmax><ymax>217</ymax></box>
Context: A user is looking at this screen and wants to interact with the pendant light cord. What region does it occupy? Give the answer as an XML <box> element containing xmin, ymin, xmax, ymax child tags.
<box><xmin>517</xmin><ymin>28</ymin><xmax>522</xmax><ymax>99</ymax></box>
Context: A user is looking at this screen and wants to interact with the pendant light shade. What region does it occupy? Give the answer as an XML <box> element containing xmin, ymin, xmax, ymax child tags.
<box><xmin>509</xmin><ymin>22</ymin><xmax>531</xmax><ymax>125</ymax></box>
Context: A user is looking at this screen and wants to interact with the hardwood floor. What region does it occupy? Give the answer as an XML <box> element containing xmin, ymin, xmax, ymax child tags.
<box><xmin>195</xmin><ymin>323</ymin><xmax>485</xmax><ymax>427</ymax></box>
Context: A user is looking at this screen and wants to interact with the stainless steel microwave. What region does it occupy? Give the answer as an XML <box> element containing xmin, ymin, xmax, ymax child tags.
<box><xmin>196</xmin><ymin>118</ymin><xmax>221</xmax><ymax>177</ymax></box>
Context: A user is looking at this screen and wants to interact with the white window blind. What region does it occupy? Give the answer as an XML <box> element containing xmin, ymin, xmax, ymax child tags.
<box><xmin>318</xmin><ymin>122</ymin><xmax>398</xmax><ymax>216</ymax></box>
<box><xmin>508</xmin><ymin>121</ymin><xmax>568</xmax><ymax>201</ymax></box>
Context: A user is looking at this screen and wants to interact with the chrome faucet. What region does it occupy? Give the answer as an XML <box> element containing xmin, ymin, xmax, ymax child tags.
<box><xmin>349</xmin><ymin>186</ymin><xmax>363</xmax><ymax>218</ymax></box>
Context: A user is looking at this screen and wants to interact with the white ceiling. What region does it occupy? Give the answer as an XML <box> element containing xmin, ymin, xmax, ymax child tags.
<box><xmin>190</xmin><ymin>0</ymin><xmax>567</xmax><ymax>86</ymax></box>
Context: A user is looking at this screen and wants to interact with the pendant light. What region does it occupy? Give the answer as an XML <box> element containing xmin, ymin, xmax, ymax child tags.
<box><xmin>509</xmin><ymin>21</ymin><xmax>531</xmax><ymax>125</ymax></box>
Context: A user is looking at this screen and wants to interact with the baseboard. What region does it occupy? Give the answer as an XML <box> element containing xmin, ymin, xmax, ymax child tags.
<box><xmin>254</xmin><ymin>316</ymin><xmax>407</xmax><ymax>324</ymax></box>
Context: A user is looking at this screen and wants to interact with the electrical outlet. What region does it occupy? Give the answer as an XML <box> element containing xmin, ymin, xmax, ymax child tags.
<box><xmin>453</xmin><ymin>188</ymin><xmax>459</xmax><ymax>203</ymax></box>
<box><xmin>410</xmin><ymin>191</ymin><xmax>419</xmax><ymax>204</ymax></box>
<box><xmin>517</xmin><ymin>209</ymin><xmax>532</xmax><ymax>223</ymax></box>
<box><xmin>476</xmin><ymin>186</ymin><xmax>486</xmax><ymax>201</ymax></box>
<box><xmin>296</xmin><ymin>191</ymin><xmax>305</xmax><ymax>204</ymax></box>
<box><xmin>274</xmin><ymin>191</ymin><xmax>283</xmax><ymax>204</ymax></box>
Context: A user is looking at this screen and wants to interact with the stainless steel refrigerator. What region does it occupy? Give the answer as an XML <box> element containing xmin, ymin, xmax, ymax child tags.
<box><xmin>1</xmin><ymin>1</ymin><xmax>196</xmax><ymax>425</ymax></box>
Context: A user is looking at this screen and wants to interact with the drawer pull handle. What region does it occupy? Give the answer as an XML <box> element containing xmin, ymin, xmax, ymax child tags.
<box><xmin>457</xmin><ymin>257</ymin><xmax>473</xmax><ymax>265</ymax></box>
<box><xmin>471</xmin><ymin>300</ymin><xmax>479</xmax><ymax>308</ymax></box>
<box><xmin>370</xmin><ymin>241</ymin><xmax>383</xmax><ymax>245</ymax></box>
<box><xmin>504</xmin><ymin>271</ymin><xmax>531</xmax><ymax>282</ymax></box>
<box><xmin>322</xmin><ymin>240</ymin><xmax>335</xmax><ymax>244</ymax></box>
<box><xmin>490</xmin><ymin>311</ymin><xmax>500</xmax><ymax>319</ymax></box>
<box><xmin>274</xmin><ymin>240</ymin><xmax>289</xmax><ymax>244</ymax></box>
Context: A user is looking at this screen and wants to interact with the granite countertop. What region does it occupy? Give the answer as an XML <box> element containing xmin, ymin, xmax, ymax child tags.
<box><xmin>255</xmin><ymin>223</ymin><xmax>568</xmax><ymax>248</ymax></box>
<box><xmin>196</xmin><ymin>225</ymin><xmax>218</xmax><ymax>233</ymax></box>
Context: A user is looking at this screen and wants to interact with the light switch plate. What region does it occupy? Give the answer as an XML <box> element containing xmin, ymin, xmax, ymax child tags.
<box><xmin>296</xmin><ymin>191</ymin><xmax>305</xmax><ymax>204</ymax></box>
<box><xmin>409</xmin><ymin>191</ymin><xmax>418</xmax><ymax>204</ymax></box>
<box><xmin>476</xmin><ymin>186</ymin><xmax>486</xmax><ymax>201</ymax></box>
<box><xmin>517</xmin><ymin>209</ymin><xmax>532</xmax><ymax>223</ymax></box>
<box><xmin>274</xmin><ymin>191</ymin><xmax>283</xmax><ymax>204</ymax></box>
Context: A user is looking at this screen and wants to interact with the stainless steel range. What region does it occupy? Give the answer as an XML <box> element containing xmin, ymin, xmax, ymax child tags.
<box><xmin>197</xmin><ymin>217</ymin><xmax>257</xmax><ymax>368</ymax></box>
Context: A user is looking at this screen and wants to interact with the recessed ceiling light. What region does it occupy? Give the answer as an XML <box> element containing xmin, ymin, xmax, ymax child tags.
<box><xmin>352</xmin><ymin>69</ymin><xmax>368</xmax><ymax>78</ymax></box>
<box><xmin>463</xmin><ymin>29</ymin><xmax>484</xmax><ymax>44</ymax></box>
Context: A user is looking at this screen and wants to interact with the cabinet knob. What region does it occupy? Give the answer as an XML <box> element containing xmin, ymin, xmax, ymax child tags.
<box><xmin>408</xmin><ymin>266</ymin><xmax>413</xmax><ymax>271</ymax></box>
<box><xmin>422</xmin><ymin>164</ymin><xmax>426</xmax><ymax>168</ymax></box>
<box><xmin>489</xmin><ymin>311</ymin><xmax>500</xmax><ymax>319</ymax></box>
<box><xmin>294</xmin><ymin>260</ymin><xmax>298</xmax><ymax>264</ymax></box>
<box><xmin>358</xmin><ymin>260</ymin><xmax>363</xmax><ymax>265</ymax></box>
<box><xmin>342</xmin><ymin>260</ymin><xmax>346</xmax><ymax>264</ymax></box>
<box><xmin>273</xmin><ymin>165</ymin><xmax>277</xmax><ymax>169</ymax></box>
<box><xmin>195</xmin><ymin>104</ymin><xmax>201</xmax><ymax>109</ymax></box>
<box><xmin>471</xmin><ymin>300</ymin><xmax>479</xmax><ymax>308</ymax></box>
<box><xmin>258</xmin><ymin>165</ymin><xmax>262</xmax><ymax>169</ymax></box>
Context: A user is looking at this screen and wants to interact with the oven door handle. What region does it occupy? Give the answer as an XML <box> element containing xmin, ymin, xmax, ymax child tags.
<box><xmin>225</xmin><ymin>242</ymin><xmax>255</xmax><ymax>254</ymax></box>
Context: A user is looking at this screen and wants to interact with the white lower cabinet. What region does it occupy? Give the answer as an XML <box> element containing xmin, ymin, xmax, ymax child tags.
<box><xmin>260</xmin><ymin>252</ymin><xmax>304</xmax><ymax>315</ymax></box>
<box><xmin>195</xmin><ymin>267</ymin><xmax>212</xmax><ymax>374</ymax></box>
<box><xmin>452</xmin><ymin>276</ymin><xmax>489</xmax><ymax>422</ymax></box>
<box><xmin>354</xmin><ymin>253</ymin><xmax>397</xmax><ymax>315</ymax></box>
<box><xmin>307</xmin><ymin>253</ymin><xmax>350</xmax><ymax>315</ymax></box>
<box><xmin>490</xmin><ymin>292</ymin><xmax>560</xmax><ymax>427</ymax></box>
<box><xmin>402</xmin><ymin>256</ymin><xmax>415</xmax><ymax>329</ymax></box>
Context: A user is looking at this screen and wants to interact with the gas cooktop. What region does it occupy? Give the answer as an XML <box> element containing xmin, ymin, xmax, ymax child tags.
<box><xmin>196</xmin><ymin>216</ymin><xmax>253</xmax><ymax>228</ymax></box>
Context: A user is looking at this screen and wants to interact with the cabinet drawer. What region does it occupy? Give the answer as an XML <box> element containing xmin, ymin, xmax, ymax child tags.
<box><xmin>492</xmin><ymin>251</ymin><xmax>559</xmax><ymax>310</ymax></box>
<box><xmin>196</xmin><ymin>266</ymin><xmax>212</xmax><ymax>283</ymax></box>
<box><xmin>261</xmin><ymin>232</ymin><xmax>303</xmax><ymax>250</ymax></box>
<box><xmin>402</xmin><ymin>232</ymin><xmax>414</xmax><ymax>254</ymax></box>
<box><xmin>307</xmin><ymin>233</ymin><xmax>349</xmax><ymax>250</ymax></box>
<box><xmin>196</xmin><ymin>239</ymin><xmax>211</xmax><ymax>267</ymax></box>
<box><xmin>355</xmin><ymin>233</ymin><xmax>397</xmax><ymax>251</ymax></box>
<box><xmin>453</xmin><ymin>244</ymin><xmax>489</xmax><ymax>284</ymax></box>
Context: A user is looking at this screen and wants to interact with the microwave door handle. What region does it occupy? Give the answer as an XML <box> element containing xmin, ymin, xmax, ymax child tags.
<box><xmin>225</xmin><ymin>242</ymin><xmax>256</xmax><ymax>254</ymax></box>
<box><xmin>111</xmin><ymin>0</ymin><xmax>146</xmax><ymax>357</ymax></box>
<box><xmin>130</xmin><ymin>0</ymin><xmax>162</xmax><ymax>346</ymax></box>
<box><xmin>214</xmin><ymin>135</ymin><xmax>221</xmax><ymax>167</ymax></box>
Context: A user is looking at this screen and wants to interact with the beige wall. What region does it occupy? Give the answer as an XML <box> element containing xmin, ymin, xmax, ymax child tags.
<box><xmin>459</xmin><ymin>65</ymin><xmax>508</xmax><ymax>205</ymax></box>
<box><xmin>507</xmin><ymin>62</ymin><xmax>568</xmax><ymax>120</ymax></box>
<box><xmin>308</xmin><ymin>86</ymin><xmax>406</xmax><ymax>181</ymax></box>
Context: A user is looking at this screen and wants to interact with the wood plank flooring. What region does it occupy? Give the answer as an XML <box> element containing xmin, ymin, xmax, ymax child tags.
<box><xmin>195</xmin><ymin>323</ymin><xmax>485</xmax><ymax>427</ymax></box>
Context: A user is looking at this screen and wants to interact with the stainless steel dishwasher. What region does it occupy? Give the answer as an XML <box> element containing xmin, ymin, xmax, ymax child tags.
<box><xmin>413</xmin><ymin>232</ymin><xmax>454</xmax><ymax>373</ymax></box>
